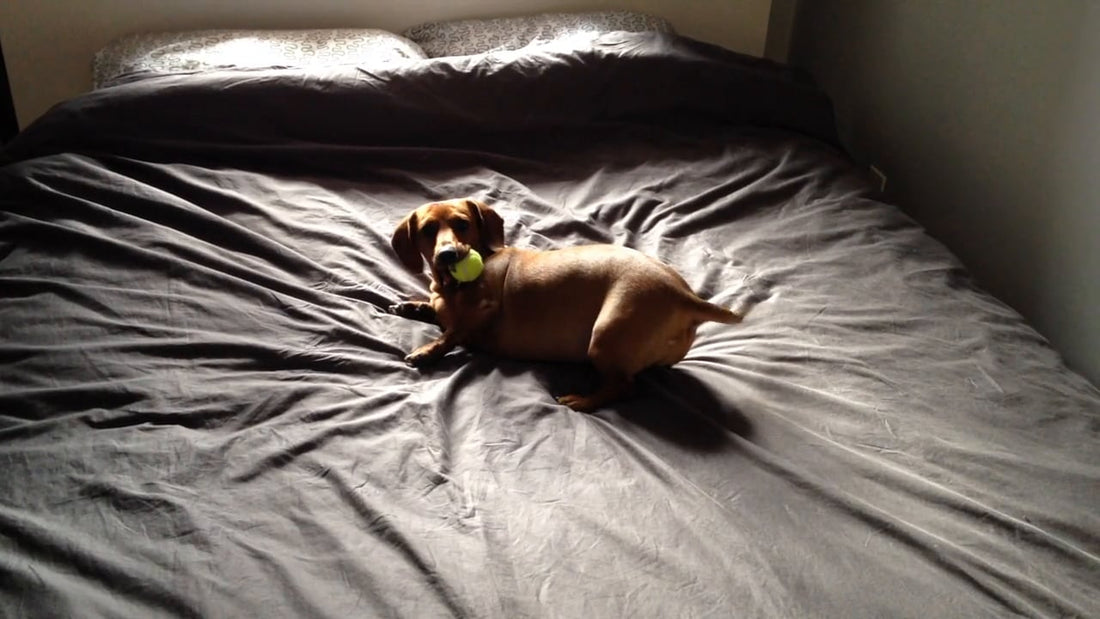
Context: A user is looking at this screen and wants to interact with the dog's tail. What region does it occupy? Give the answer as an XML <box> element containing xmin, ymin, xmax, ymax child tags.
<box><xmin>690</xmin><ymin>297</ymin><xmax>744</xmax><ymax>324</ymax></box>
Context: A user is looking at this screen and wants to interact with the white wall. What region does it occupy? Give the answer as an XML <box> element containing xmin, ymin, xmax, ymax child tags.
<box><xmin>1</xmin><ymin>0</ymin><xmax>773</xmax><ymax>128</ymax></box>
<box><xmin>790</xmin><ymin>0</ymin><xmax>1100</xmax><ymax>386</ymax></box>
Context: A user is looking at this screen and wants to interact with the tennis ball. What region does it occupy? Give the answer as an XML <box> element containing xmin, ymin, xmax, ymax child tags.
<box><xmin>449</xmin><ymin>249</ymin><xmax>484</xmax><ymax>282</ymax></box>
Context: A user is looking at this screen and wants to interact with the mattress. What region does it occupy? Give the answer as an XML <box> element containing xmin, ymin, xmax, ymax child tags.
<box><xmin>2</xmin><ymin>32</ymin><xmax>1098</xmax><ymax>618</ymax></box>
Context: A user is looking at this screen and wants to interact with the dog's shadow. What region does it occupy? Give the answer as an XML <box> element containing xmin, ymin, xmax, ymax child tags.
<box><xmin>533</xmin><ymin>362</ymin><xmax>753</xmax><ymax>452</ymax></box>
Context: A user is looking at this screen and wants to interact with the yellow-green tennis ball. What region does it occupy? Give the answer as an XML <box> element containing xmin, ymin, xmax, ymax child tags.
<box><xmin>449</xmin><ymin>249</ymin><xmax>484</xmax><ymax>282</ymax></box>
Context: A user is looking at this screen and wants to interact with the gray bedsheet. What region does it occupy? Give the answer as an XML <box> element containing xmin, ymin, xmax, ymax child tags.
<box><xmin>1</xmin><ymin>32</ymin><xmax>1097</xmax><ymax>618</ymax></box>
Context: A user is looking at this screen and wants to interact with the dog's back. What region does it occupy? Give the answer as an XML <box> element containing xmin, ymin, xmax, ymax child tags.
<box><xmin>478</xmin><ymin>245</ymin><xmax>738</xmax><ymax>366</ymax></box>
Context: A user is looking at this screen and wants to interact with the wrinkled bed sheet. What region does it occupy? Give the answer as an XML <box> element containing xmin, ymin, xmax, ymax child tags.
<box><xmin>1</xmin><ymin>32</ymin><xmax>1098</xmax><ymax>618</ymax></box>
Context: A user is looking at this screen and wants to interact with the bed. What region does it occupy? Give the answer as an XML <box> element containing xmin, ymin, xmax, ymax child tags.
<box><xmin>2</xmin><ymin>15</ymin><xmax>1098</xmax><ymax>618</ymax></box>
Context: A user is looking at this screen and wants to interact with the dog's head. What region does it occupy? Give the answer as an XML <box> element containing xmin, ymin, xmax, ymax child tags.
<box><xmin>391</xmin><ymin>198</ymin><xmax>505</xmax><ymax>285</ymax></box>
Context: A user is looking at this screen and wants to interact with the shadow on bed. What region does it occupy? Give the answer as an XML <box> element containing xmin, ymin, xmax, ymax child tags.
<box><xmin>627</xmin><ymin>368</ymin><xmax>752</xmax><ymax>451</ymax></box>
<box><xmin>527</xmin><ymin>360</ymin><xmax>751</xmax><ymax>451</ymax></box>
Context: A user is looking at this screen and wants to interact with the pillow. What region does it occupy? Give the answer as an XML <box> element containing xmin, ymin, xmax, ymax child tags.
<box><xmin>403</xmin><ymin>10</ymin><xmax>674</xmax><ymax>58</ymax></box>
<box><xmin>93</xmin><ymin>29</ymin><xmax>427</xmax><ymax>88</ymax></box>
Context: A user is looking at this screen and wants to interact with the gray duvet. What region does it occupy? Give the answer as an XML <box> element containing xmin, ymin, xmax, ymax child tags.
<box><xmin>1</xmin><ymin>32</ymin><xmax>1097</xmax><ymax>618</ymax></box>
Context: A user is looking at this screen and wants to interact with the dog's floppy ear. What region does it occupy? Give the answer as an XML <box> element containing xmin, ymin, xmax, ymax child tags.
<box><xmin>391</xmin><ymin>211</ymin><xmax>424</xmax><ymax>272</ymax></box>
<box><xmin>467</xmin><ymin>199</ymin><xmax>505</xmax><ymax>254</ymax></box>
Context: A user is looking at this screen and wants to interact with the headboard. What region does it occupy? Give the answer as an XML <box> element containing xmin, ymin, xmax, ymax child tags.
<box><xmin>0</xmin><ymin>0</ymin><xmax>773</xmax><ymax>129</ymax></box>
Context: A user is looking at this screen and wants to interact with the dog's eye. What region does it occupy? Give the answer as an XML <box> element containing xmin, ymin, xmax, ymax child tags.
<box><xmin>420</xmin><ymin>222</ymin><xmax>439</xmax><ymax>238</ymax></box>
<box><xmin>452</xmin><ymin>219</ymin><xmax>470</xmax><ymax>233</ymax></box>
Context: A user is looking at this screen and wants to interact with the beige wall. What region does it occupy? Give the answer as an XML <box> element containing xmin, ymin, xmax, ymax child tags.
<box><xmin>1</xmin><ymin>0</ymin><xmax>772</xmax><ymax>128</ymax></box>
<box><xmin>790</xmin><ymin>0</ymin><xmax>1100</xmax><ymax>386</ymax></box>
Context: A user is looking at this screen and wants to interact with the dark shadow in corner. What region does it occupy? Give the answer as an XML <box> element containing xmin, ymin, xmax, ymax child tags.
<box><xmin>0</xmin><ymin>38</ymin><xmax>17</xmax><ymax>144</ymax></box>
<box><xmin>533</xmin><ymin>362</ymin><xmax>752</xmax><ymax>452</ymax></box>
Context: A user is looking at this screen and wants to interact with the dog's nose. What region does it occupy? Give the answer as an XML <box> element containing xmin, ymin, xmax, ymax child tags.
<box><xmin>435</xmin><ymin>246</ymin><xmax>461</xmax><ymax>266</ymax></box>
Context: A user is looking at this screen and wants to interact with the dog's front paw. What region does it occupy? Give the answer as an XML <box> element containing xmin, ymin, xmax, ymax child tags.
<box><xmin>390</xmin><ymin>302</ymin><xmax>439</xmax><ymax>325</ymax></box>
<box><xmin>388</xmin><ymin>302</ymin><xmax>419</xmax><ymax>317</ymax></box>
<box><xmin>556</xmin><ymin>393</ymin><xmax>598</xmax><ymax>413</ymax></box>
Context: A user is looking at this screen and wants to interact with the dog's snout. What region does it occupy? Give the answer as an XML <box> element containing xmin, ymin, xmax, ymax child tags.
<box><xmin>435</xmin><ymin>245</ymin><xmax>461</xmax><ymax>266</ymax></box>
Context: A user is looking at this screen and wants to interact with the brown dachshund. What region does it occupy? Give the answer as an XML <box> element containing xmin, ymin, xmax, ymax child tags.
<box><xmin>389</xmin><ymin>198</ymin><xmax>742</xmax><ymax>412</ymax></box>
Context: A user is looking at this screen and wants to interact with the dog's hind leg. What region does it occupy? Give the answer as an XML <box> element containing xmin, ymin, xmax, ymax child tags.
<box><xmin>556</xmin><ymin>372</ymin><xmax>634</xmax><ymax>413</ymax></box>
<box><xmin>556</xmin><ymin>299</ymin><xmax>642</xmax><ymax>412</ymax></box>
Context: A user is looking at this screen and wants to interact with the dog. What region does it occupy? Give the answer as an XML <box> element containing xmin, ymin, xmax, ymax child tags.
<box><xmin>389</xmin><ymin>198</ymin><xmax>742</xmax><ymax>412</ymax></box>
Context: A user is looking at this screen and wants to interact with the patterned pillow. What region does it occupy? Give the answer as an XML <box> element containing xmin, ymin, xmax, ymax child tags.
<box><xmin>403</xmin><ymin>10</ymin><xmax>674</xmax><ymax>58</ymax></box>
<box><xmin>93</xmin><ymin>29</ymin><xmax>427</xmax><ymax>88</ymax></box>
